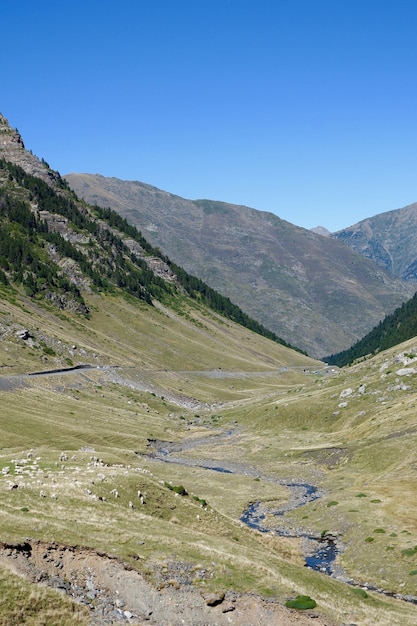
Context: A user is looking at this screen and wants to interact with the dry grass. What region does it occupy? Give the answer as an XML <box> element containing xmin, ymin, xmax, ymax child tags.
<box><xmin>1</xmin><ymin>290</ymin><xmax>417</xmax><ymax>623</ymax></box>
<box><xmin>0</xmin><ymin>564</ymin><xmax>89</xmax><ymax>625</ymax></box>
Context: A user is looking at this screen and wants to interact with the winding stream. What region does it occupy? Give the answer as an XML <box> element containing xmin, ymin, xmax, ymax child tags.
<box><xmin>147</xmin><ymin>434</ymin><xmax>417</xmax><ymax>604</ymax></box>
<box><xmin>147</xmin><ymin>437</ymin><xmax>338</xmax><ymax>575</ymax></box>
<box><xmin>240</xmin><ymin>493</ymin><xmax>338</xmax><ymax>575</ymax></box>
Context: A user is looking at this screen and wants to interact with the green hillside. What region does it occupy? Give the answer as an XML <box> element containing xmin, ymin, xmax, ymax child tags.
<box><xmin>326</xmin><ymin>290</ymin><xmax>417</xmax><ymax>366</ymax></box>
<box><xmin>0</xmin><ymin>157</ymin><xmax>300</xmax><ymax>353</ymax></box>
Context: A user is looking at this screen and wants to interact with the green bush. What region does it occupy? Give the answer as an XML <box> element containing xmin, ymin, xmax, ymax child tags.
<box><xmin>192</xmin><ymin>495</ymin><xmax>207</xmax><ymax>507</ymax></box>
<box><xmin>285</xmin><ymin>595</ymin><xmax>317</xmax><ymax>610</ymax></box>
<box><xmin>164</xmin><ymin>482</ymin><xmax>188</xmax><ymax>496</ymax></box>
<box><xmin>352</xmin><ymin>588</ymin><xmax>368</xmax><ymax>599</ymax></box>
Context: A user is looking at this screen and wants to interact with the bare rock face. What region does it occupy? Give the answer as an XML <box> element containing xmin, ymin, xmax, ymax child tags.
<box><xmin>0</xmin><ymin>113</ymin><xmax>60</xmax><ymax>186</ymax></box>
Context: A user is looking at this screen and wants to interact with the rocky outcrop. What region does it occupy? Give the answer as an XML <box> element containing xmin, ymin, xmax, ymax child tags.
<box><xmin>0</xmin><ymin>113</ymin><xmax>60</xmax><ymax>186</ymax></box>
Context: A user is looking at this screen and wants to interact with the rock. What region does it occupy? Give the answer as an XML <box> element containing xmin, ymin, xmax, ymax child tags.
<box><xmin>0</xmin><ymin>114</ymin><xmax>61</xmax><ymax>186</ymax></box>
<box><xmin>397</xmin><ymin>368</ymin><xmax>417</xmax><ymax>376</ymax></box>
<box><xmin>201</xmin><ymin>591</ymin><xmax>225</xmax><ymax>606</ymax></box>
<box><xmin>340</xmin><ymin>388</ymin><xmax>353</xmax><ymax>398</ymax></box>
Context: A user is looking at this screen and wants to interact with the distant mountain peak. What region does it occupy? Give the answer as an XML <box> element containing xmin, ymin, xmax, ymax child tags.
<box><xmin>310</xmin><ymin>226</ymin><xmax>331</xmax><ymax>237</ymax></box>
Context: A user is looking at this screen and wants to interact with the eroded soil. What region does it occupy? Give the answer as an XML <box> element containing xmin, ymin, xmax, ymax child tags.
<box><xmin>0</xmin><ymin>540</ymin><xmax>337</xmax><ymax>626</ymax></box>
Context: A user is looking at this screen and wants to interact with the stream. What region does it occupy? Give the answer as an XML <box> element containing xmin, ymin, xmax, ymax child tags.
<box><xmin>146</xmin><ymin>435</ymin><xmax>417</xmax><ymax>604</ymax></box>
<box><xmin>146</xmin><ymin>437</ymin><xmax>339</xmax><ymax>575</ymax></box>
<box><xmin>240</xmin><ymin>491</ymin><xmax>338</xmax><ymax>575</ymax></box>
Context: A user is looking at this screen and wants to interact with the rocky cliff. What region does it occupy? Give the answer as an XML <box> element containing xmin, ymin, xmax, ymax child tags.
<box><xmin>0</xmin><ymin>114</ymin><xmax>60</xmax><ymax>186</ymax></box>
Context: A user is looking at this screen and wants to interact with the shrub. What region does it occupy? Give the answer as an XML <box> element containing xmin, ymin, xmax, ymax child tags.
<box><xmin>164</xmin><ymin>482</ymin><xmax>188</xmax><ymax>496</ymax></box>
<box><xmin>352</xmin><ymin>588</ymin><xmax>368</xmax><ymax>599</ymax></box>
<box><xmin>285</xmin><ymin>595</ymin><xmax>317</xmax><ymax>610</ymax></box>
<box><xmin>327</xmin><ymin>501</ymin><xmax>339</xmax><ymax>507</ymax></box>
<box><xmin>192</xmin><ymin>495</ymin><xmax>207</xmax><ymax>507</ymax></box>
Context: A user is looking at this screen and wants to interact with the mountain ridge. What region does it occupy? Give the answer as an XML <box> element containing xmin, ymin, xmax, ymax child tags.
<box><xmin>65</xmin><ymin>172</ymin><xmax>416</xmax><ymax>357</ymax></box>
<box><xmin>0</xmin><ymin>112</ymin><xmax>312</xmax><ymax>362</ymax></box>
<box><xmin>332</xmin><ymin>201</ymin><xmax>417</xmax><ymax>280</ymax></box>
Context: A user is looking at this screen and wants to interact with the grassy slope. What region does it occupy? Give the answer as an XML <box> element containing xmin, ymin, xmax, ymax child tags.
<box><xmin>1</xmin><ymin>285</ymin><xmax>417</xmax><ymax>624</ymax></box>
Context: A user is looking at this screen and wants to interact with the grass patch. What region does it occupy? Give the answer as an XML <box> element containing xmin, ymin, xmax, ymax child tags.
<box><xmin>285</xmin><ymin>595</ymin><xmax>317</xmax><ymax>610</ymax></box>
<box><xmin>0</xmin><ymin>564</ymin><xmax>89</xmax><ymax>625</ymax></box>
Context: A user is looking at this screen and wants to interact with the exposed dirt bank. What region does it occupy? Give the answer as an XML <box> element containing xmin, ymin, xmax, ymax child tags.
<box><xmin>0</xmin><ymin>540</ymin><xmax>337</xmax><ymax>626</ymax></box>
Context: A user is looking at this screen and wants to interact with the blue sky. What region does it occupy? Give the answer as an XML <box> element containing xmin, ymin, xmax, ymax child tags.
<box><xmin>3</xmin><ymin>0</ymin><xmax>417</xmax><ymax>231</ymax></box>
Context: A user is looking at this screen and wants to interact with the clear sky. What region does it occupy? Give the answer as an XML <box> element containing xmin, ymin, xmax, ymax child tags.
<box><xmin>2</xmin><ymin>0</ymin><xmax>417</xmax><ymax>232</ymax></box>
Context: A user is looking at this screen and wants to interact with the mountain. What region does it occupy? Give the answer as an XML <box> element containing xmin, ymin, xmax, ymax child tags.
<box><xmin>2</xmin><ymin>114</ymin><xmax>417</xmax><ymax>625</ymax></box>
<box><xmin>0</xmin><ymin>115</ymin><xmax>298</xmax><ymax>354</ymax></box>
<box><xmin>332</xmin><ymin>201</ymin><xmax>417</xmax><ymax>280</ymax></box>
<box><xmin>326</xmin><ymin>287</ymin><xmax>417</xmax><ymax>366</ymax></box>
<box><xmin>310</xmin><ymin>225</ymin><xmax>331</xmax><ymax>237</ymax></box>
<box><xmin>65</xmin><ymin>173</ymin><xmax>416</xmax><ymax>358</ymax></box>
